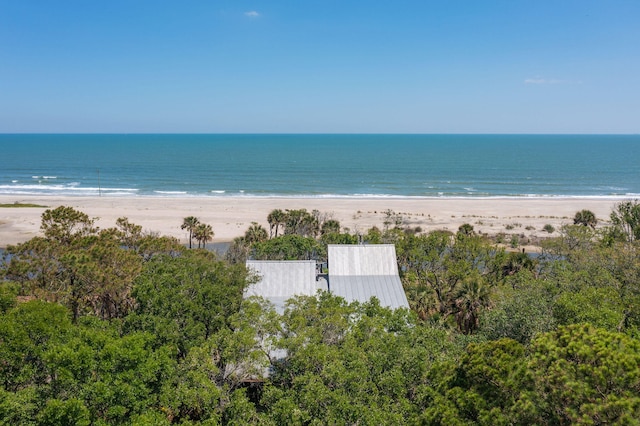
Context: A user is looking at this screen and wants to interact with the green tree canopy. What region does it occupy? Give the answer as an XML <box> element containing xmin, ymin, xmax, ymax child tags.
<box><xmin>3</xmin><ymin>207</ymin><xmax>144</xmax><ymax>322</ymax></box>
<box><xmin>610</xmin><ymin>199</ymin><xmax>640</xmax><ymax>243</ymax></box>
<box><xmin>125</xmin><ymin>250</ymin><xmax>250</xmax><ymax>356</ymax></box>
<box><xmin>251</xmin><ymin>234</ymin><xmax>325</xmax><ymax>261</ymax></box>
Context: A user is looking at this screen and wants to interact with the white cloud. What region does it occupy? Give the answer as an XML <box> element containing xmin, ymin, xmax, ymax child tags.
<box><xmin>244</xmin><ymin>11</ymin><xmax>260</xmax><ymax>18</ymax></box>
<box><xmin>524</xmin><ymin>77</ymin><xmax>564</xmax><ymax>84</ymax></box>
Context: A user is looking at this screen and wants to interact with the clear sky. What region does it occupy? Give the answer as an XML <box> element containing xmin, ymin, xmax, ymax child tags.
<box><xmin>1</xmin><ymin>1</ymin><xmax>639</xmax><ymax>133</ymax></box>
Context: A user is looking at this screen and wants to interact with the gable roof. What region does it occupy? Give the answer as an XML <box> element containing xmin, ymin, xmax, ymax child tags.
<box><xmin>327</xmin><ymin>244</ymin><xmax>409</xmax><ymax>310</ymax></box>
<box><xmin>245</xmin><ymin>244</ymin><xmax>409</xmax><ymax>312</ymax></box>
<box><xmin>245</xmin><ymin>260</ymin><xmax>325</xmax><ymax>313</ymax></box>
<box><xmin>328</xmin><ymin>244</ymin><xmax>400</xmax><ymax>276</ymax></box>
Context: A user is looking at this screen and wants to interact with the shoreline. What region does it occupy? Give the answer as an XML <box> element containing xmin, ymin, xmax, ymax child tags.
<box><xmin>0</xmin><ymin>195</ymin><xmax>626</xmax><ymax>249</ymax></box>
<box><xmin>1</xmin><ymin>193</ymin><xmax>637</xmax><ymax>200</ymax></box>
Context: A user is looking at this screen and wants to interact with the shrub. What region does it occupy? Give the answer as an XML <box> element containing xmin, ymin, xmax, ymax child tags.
<box><xmin>573</xmin><ymin>209</ymin><xmax>597</xmax><ymax>228</ymax></box>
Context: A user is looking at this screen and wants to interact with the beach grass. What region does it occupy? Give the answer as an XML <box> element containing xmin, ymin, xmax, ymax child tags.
<box><xmin>0</xmin><ymin>202</ymin><xmax>47</xmax><ymax>208</ymax></box>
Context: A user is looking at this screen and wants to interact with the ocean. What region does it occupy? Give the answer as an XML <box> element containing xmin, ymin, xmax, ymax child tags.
<box><xmin>0</xmin><ymin>134</ymin><xmax>639</xmax><ymax>198</ymax></box>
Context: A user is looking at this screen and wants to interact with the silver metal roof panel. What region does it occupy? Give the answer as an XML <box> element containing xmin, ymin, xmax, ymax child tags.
<box><xmin>246</xmin><ymin>260</ymin><xmax>326</xmax><ymax>313</ymax></box>
<box><xmin>329</xmin><ymin>275</ymin><xmax>409</xmax><ymax>309</ymax></box>
<box><xmin>328</xmin><ymin>244</ymin><xmax>399</xmax><ymax>276</ymax></box>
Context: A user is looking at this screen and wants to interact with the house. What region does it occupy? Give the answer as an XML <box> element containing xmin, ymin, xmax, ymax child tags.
<box><xmin>245</xmin><ymin>244</ymin><xmax>408</xmax><ymax>311</ymax></box>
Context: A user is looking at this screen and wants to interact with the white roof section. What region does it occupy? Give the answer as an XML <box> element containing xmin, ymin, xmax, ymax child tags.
<box><xmin>245</xmin><ymin>260</ymin><xmax>326</xmax><ymax>313</ymax></box>
<box><xmin>245</xmin><ymin>245</ymin><xmax>409</xmax><ymax>313</ymax></box>
<box><xmin>327</xmin><ymin>244</ymin><xmax>409</xmax><ymax>310</ymax></box>
<box><xmin>328</xmin><ymin>244</ymin><xmax>399</xmax><ymax>276</ymax></box>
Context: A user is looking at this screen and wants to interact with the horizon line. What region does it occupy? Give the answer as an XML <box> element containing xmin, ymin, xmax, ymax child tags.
<box><xmin>1</xmin><ymin>132</ymin><xmax>639</xmax><ymax>136</ymax></box>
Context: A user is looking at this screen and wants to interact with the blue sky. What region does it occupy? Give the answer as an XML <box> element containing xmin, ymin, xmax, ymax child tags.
<box><xmin>1</xmin><ymin>1</ymin><xmax>638</xmax><ymax>133</ymax></box>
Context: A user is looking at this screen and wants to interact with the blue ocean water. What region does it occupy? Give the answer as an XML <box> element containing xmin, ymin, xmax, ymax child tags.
<box><xmin>0</xmin><ymin>134</ymin><xmax>639</xmax><ymax>198</ymax></box>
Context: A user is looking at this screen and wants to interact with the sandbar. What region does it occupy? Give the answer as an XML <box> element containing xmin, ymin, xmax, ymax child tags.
<box><xmin>0</xmin><ymin>195</ymin><xmax>625</xmax><ymax>249</ymax></box>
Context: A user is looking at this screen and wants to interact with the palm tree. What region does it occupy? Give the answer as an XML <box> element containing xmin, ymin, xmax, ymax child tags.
<box><xmin>573</xmin><ymin>209</ymin><xmax>597</xmax><ymax>228</ymax></box>
<box><xmin>321</xmin><ymin>219</ymin><xmax>341</xmax><ymax>236</ymax></box>
<box><xmin>284</xmin><ymin>209</ymin><xmax>319</xmax><ymax>237</ymax></box>
<box><xmin>457</xmin><ymin>223</ymin><xmax>475</xmax><ymax>237</ymax></box>
<box><xmin>501</xmin><ymin>251</ymin><xmax>536</xmax><ymax>279</ymax></box>
<box><xmin>193</xmin><ymin>223</ymin><xmax>214</xmax><ymax>249</ymax></box>
<box><xmin>225</xmin><ymin>236</ymin><xmax>249</xmax><ymax>264</ymax></box>
<box><xmin>244</xmin><ymin>222</ymin><xmax>268</xmax><ymax>245</ymax></box>
<box><xmin>267</xmin><ymin>209</ymin><xmax>285</xmax><ymax>238</ymax></box>
<box><xmin>454</xmin><ymin>277</ymin><xmax>491</xmax><ymax>334</ymax></box>
<box><xmin>181</xmin><ymin>216</ymin><xmax>200</xmax><ymax>248</ymax></box>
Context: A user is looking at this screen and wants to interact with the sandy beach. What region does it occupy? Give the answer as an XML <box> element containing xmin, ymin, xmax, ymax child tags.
<box><xmin>0</xmin><ymin>195</ymin><xmax>625</xmax><ymax>249</ymax></box>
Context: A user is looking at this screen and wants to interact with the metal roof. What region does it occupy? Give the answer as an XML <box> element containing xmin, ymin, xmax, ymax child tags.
<box><xmin>245</xmin><ymin>245</ymin><xmax>409</xmax><ymax>312</ymax></box>
<box><xmin>329</xmin><ymin>275</ymin><xmax>409</xmax><ymax>310</ymax></box>
<box><xmin>327</xmin><ymin>244</ymin><xmax>409</xmax><ymax>309</ymax></box>
<box><xmin>328</xmin><ymin>244</ymin><xmax>399</xmax><ymax>276</ymax></box>
<box><xmin>245</xmin><ymin>260</ymin><xmax>326</xmax><ymax>313</ymax></box>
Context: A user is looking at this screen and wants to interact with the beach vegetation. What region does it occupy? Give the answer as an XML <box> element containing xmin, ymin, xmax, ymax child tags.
<box><xmin>543</xmin><ymin>223</ymin><xmax>555</xmax><ymax>233</ymax></box>
<box><xmin>266</xmin><ymin>209</ymin><xmax>286</xmax><ymax>238</ymax></box>
<box><xmin>193</xmin><ymin>223</ymin><xmax>214</xmax><ymax>249</ymax></box>
<box><xmin>180</xmin><ymin>216</ymin><xmax>200</xmax><ymax>249</ymax></box>
<box><xmin>0</xmin><ymin>202</ymin><xmax>47</xmax><ymax>208</ymax></box>
<box><xmin>244</xmin><ymin>222</ymin><xmax>268</xmax><ymax>245</ymax></box>
<box><xmin>402</xmin><ymin>225</ymin><xmax>423</xmax><ymax>236</ymax></box>
<box><xmin>3</xmin><ymin>206</ymin><xmax>142</xmax><ymax>322</ymax></box>
<box><xmin>362</xmin><ymin>226</ymin><xmax>383</xmax><ymax>244</ymax></box>
<box><xmin>320</xmin><ymin>231</ymin><xmax>359</xmax><ymax>245</ymax></box>
<box><xmin>500</xmin><ymin>251</ymin><xmax>537</xmax><ymax>280</ymax></box>
<box><xmin>223</xmin><ymin>223</ymin><xmax>269</xmax><ymax>265</ymax></box>
<box><xmin>252</xmin><ymin>234</ymin><xmax>325</xmax><ymax>261</ymax></box>
<box><xmin>395</xmin><ymin>230</ymin><xmax>499</xmax><ymax>329</ymax></box>
<box><xmin>2</xmin><ymin>204</ymin><xmax>640</xmax><ymax>423</ymax></box>
<box><xmin>282</xmin><ymin>208</ymin><xmax>320</xmax><ymax>237</ymax></box>
<box><xmin>573</xmin><ymin>209</ymin><xmax>598</xmax><ymax>228</ymax></box>
<box><xmin>320</xmin><ymin>218</ymin><xmax>341</xmax><ymax>236</ymax></box>
<box><xmin>609</xmin><ymin>199</ymin><xmax>640</xmax><ymax>243</ymax></box>
<box><xmin>225</xmin><ymin>236</ymin><xmax>249</xmax><ymax>264</ymax></box>
<box><xmin>383</xmin><ymin>209</ymin><xmax>404</xmax><ymax>230</ymax></box>
<box><xmin>267</xmin><ymin>208</ymin><xmax>341</xmax><ymax>238</ymax></box>
<box><xmin>125</xmin><ymin>249</ymin><xmax>249</xmax><ymax>356</ymax></box>
<box><xmin>457</xmin><ymin>223</ymin><xmax>475</xmax><ymax>236</ymax></box>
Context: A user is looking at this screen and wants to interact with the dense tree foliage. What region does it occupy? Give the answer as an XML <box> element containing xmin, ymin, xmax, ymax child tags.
<box><xmin>125</xmin><ymin>250</ymin><xmax>250</xmax><ymax>356</ymax></box>
<box><xmin>395</xmin><ymin>230</ymin><xmax>501</xmax><ymax>332</ymax></box>
<box><xmin>5</xmin><ymin>207</ymin><xmax>143</xmax><ymax>321</ymax></box>
<box><xmin>2</xmin><ymin>204</ymin><xmax>640</xmax><ymax>423</ymax></box>
<box><xmin>426</xmin><ymin>324</ymin><xmax>640</xmax><ymax>424</ymax></box>
<box><xmin>610</xmin><ymin>199</ymin><xmax>640</xmax><ymax>243</ymax></box>
<box><xmin>251</xmin><ymin>234</ymin><xmax>325</xmax><ymax>261</ymax></box>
